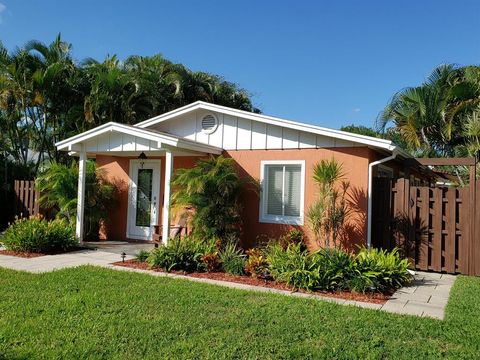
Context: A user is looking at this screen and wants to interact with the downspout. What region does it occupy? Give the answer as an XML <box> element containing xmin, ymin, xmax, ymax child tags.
<box><xmin>367</xmin><ymin>150</ymin><xmax>398</xmax><ymax>248</ymax></box>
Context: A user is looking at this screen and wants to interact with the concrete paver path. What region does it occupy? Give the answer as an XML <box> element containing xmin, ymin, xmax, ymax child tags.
<box><xmin>0</xmin><ymin>250</ymin><xmax>454</xmax><ymax>319</ymax></box>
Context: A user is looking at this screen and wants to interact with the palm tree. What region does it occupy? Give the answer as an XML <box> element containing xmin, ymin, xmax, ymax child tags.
<box><xmin>171</xmin><ymin>155</ymin><xmax>245</xmax><ymax>241</ymax></box>
<box><xmin>377</xmin><ymin>64</ymin><xmax>457</xmax><ymax>156</ymax></box>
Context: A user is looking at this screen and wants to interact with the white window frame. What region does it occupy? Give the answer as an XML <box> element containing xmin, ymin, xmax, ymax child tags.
<box><xmin>259</xmin><ymin>160</ymin><xmax>305</xmax><ymax>225</ymax></box>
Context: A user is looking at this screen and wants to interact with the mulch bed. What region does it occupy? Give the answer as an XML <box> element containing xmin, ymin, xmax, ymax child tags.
<box><xmin>0</xmin><ymin>246</ymin><xmax>91</xmax><ymax>258</ymax></box>
<box><xmin>112</xmin><ymin>259</ymin><xmax>390</xmax><ymax>304</ymax></box>
<box><xmin>0</xmin><ymin>250</ymin><xmax>45</xmax><ymax>258</ymax></box>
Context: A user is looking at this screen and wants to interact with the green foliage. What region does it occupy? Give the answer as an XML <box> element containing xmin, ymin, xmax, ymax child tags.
<box><xmin>219</xmin><ymin>241</ymin><xmax>246</xmax><ymax>276</ymax></box>
<box><xmin>267</xmin><ymin>243</ymin><xmax>320</xmax><ymax>290</ymax></box>
<box><xmin>36</xmin><ymin>160</ymin><xmax>115</xmax><ymax>239</ymax></box>
<box><xmin>1</xmin><ymin>216</ymin><xmax>76</xmax><ymax>253</ymax></box>
<box><xmin>378</xmin><ymin>64</ymin><xmax>480</xmax><ymax>161</ymax></box>
<box><xmin>171</xmin><ymin>156</ymin><xmax>245</xmax><ymax>241</ymax></box>
<box><xmin>271</xmin><ymin>229</ymin><xmax>306</xmax><ymax>250</ymax></box>
<box><xmin>147</xmin><ymin>236</ymin><xmax>216</xmax><ymax>272</ymax></box>
<box><xmin>244</xmin><ymin>248</ymin><xmax>270</xmax><ymax>278</ymax></box>
<box><xmin>0</xmin><ymin>35</ymin><xmax>258</xmax><ymax>176</ymax></box>
<box><xmin>134</xmin><ymin>250</ymin><xmax>150</xmax><ymax>263</ymax></box>
<box><xmin>352</xmin><ymin>247</ymin><xmax>412</xmax><ymax>292</ymax></box>
<box><xmin>265</xmin><ymin>243</ymin><xmax>411</xmax><ymax>293</ymax></box>
<box><xmin>308</xmin><ymin>158</ymin><xmax>350</xmax><ymax>248</ymax></box>
<box><xmin>312</xmin><ymin>248</ymin><xmax>357</xmax><ymax>291</ymax></box>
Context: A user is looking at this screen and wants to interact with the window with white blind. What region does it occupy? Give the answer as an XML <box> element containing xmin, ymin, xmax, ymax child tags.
<box><xmin>259</xmin><ymin>160</ymin><xmax>305</xmax><ymax>225</ymax></box>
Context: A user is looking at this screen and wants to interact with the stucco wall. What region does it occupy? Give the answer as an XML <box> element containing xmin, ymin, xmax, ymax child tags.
<box><xmin>96</xmin><ymin>147</ymin><xmax>371</xmax><ymax>250</ymax></box>
<box><xmin>225</xmin><ymin>147</ymin><xmax>371</xmax><ymax>250</ymax></box>
<box><xmin>96</xmin><ymin>155</ymin><xmax>201</xmax><ymax>241</ymax></box>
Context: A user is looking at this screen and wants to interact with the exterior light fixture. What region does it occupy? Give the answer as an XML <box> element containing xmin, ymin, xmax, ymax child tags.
<box><xmin>138</xmin><ymin>152</ymin><xmax>147</xmax><ymax>168</ymax></box>
<box><xmin>121</xmin><ymin>252</ymin><xmax>126</xmax><ymax>263</ymax></box>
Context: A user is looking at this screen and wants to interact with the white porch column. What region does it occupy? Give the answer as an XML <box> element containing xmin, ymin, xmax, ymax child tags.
<box><xmin>162</xmin><ymin>150</ymin><xmax>173</xmax><ymax>244</ymax></box>
<box><xmin>76</xmin><ymin>147</ymin><xmax>86</xmax><ymax>242</ymax></box>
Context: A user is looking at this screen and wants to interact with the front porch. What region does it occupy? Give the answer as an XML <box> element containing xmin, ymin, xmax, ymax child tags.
<box><xmin>55</xmin><ymin>122</ymin><xmax>222</xmax><ymax>244</ymax></box>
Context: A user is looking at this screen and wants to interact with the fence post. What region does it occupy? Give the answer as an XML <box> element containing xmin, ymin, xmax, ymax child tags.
<box><xmin>469</xmin><ymin>164</ymin><xmax>477</xmax><ymax>275</ymax></box>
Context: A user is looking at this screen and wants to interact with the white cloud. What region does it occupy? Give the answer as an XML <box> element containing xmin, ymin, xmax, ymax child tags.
<box><xmin>353</xmin><ymin>108</ymin><xmax>361</xmax><ymax>113</ymax></box>
<box><xmin>0</xmin><ymin>3</ymin><xmax>6</xmax><ymax>24</ymax></box>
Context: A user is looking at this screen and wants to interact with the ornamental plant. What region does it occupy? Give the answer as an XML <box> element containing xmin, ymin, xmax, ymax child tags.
<box><xmin>2</xmin><ymin>216</ymin><xmax>76</xmax><ymax>253</ymax></box>
<box><xmin>170</xmin><ymin>155</ymin><xmax>251</xmax><ymax>242</ymax></box>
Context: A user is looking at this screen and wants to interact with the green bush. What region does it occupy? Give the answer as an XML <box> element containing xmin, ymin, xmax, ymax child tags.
<box><xmin>219</xmin><ymin>242</ymin><xmax>246</xmax><ymax>276</ymax></box>
<box><xmin>36</xmin><ymin>161</ymin><xmax>116</xmax><ymax>240</ymax></box>
<box><xmin>134</xmin><ymin>250</ymin><xmax>150</xmax><ymax>263</ymax></box>
<box><xmin>352</xmin><ymin>247</ymin><xmax>412</xmax><ymax>292</ymax></box>
<box><xmin>312</xmin><ymin>248</ymin><xmax>357</xmax><ymax>291</ymax></box>
<box><xmin>264</xmin><ymin>243</ymin><xmax>411</xmax><ymax>293</ymax></box>
<box><xmin>147</xmin><ymin>236</ymin><xmax>215</xmax><ymax>272</ymax></box>
<box><xmin>2</xmin><ymin>216</ymin><xmax>76</xmax><ymax>253</ymax></box>
<box><xmin>267</xmin><ymin>243</ymin><xmax>320</xmax><ymax>290</ymax></box>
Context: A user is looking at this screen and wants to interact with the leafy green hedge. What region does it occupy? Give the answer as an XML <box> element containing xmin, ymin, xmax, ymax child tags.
<box><xmin>267</xmin><ymin>244</ymin><xmax>411</xmax><ymax>293</ymax></box>
<box><xmin>139</xmin><ymin>233</ymin><xmax>411</xmax><ymax>294</ymax></box>
<box><xmin>2</xmin><ymin>217</ymin><xmax>76</xmax><ymax>253</ymax></box>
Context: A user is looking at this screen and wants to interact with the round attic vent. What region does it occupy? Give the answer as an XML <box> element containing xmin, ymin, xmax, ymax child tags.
<box><xmin>201</xmin><ymin>114</ymin><xmax>218</xmax><ymax>134</ymax></box>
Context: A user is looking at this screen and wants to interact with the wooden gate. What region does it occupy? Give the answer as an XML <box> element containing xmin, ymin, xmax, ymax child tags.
<box><xmin>13</xmin><ymin>180</ymin><xmax>40</xmax><ymax>218</ymax></box>
<box><xmin>372</xmin><ymin>177</ymin><xmax>480</xmax><ymax>275</ymax></box>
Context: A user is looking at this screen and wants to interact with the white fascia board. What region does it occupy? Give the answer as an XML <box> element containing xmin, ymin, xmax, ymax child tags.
<box><xmin>135</xmin><ymin>101</ymin><xmax>399</xmax><ymax>152</ymax></box>
<box><xmin>56</xmin><ymin>122</ymin><xmax>178</xmax><ymax>150</ymax></box>
<box><xmin>55</xmin><ymin>121</ymin><xmax>222</xmax><ymax>155</ymax></box>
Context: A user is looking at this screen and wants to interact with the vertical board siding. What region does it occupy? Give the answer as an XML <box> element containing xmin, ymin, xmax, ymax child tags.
<box><xmin>372</xmin><ymin>178</ymin><xmax>479</xmax><ymax>275</ymax></box>
<box><xmin>148</xmin><ymin>110</ymin><xmax>362</xmax><ymax>150</ymax></box>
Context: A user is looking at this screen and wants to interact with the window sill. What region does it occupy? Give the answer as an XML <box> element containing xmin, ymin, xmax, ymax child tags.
<box><xmin>259</xmin><ymin>216</ymin><xmax>304</xmax><ymax>226</ymax></box>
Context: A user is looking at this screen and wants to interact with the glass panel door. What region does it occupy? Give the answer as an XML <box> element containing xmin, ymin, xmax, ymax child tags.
<box><xmin>135</xmin><ymin>169</ymin><xmax>153</xmax><ymax>227</ymax></box>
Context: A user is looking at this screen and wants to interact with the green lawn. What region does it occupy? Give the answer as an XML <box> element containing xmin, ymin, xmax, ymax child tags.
<box><xmin>0</xmin><ymin>267</ymin><xmax>479</xmax><ymax>359</ymax></box>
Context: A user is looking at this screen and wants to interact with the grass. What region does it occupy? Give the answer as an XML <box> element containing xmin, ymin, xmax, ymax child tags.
<box><xmin>0</xmin><ymin>267</ymin><xmax>479</xmax><ymax>359</ymax></box>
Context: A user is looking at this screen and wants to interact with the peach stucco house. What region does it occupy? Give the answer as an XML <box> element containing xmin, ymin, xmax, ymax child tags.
<box><xmin>55</xmin><ymin>101</ymin><xmax>412</xmax><ymax>249</ymax></box>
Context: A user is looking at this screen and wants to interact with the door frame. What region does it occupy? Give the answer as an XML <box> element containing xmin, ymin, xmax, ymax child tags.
<box><xmin>126</xmin><ymin>159</ymin><xmax>161</xmax><ymax>241</ymax></box>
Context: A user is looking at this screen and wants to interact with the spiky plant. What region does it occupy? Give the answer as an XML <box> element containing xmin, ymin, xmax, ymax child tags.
<box><xmin>308</xmin><ymin>159</ymin><xmax>350</xmax><ymax>248</ymax></box>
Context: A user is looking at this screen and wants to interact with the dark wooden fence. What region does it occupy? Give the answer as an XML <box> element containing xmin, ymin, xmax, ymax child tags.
<box><xmin>13</xmin><ymin>180</ymin><xmax>40</xmax><ymax>218</ymax></box>
<box><xmin>372</xmin><ymin>178</ymin><xmax>480</xmax><ymax>276</ymax></box>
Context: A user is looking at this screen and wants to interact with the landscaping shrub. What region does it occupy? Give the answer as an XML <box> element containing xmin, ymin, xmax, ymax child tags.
<box><xmin>244</xmin><ymin>248</ymin><xmax>270</xmax><ymax>278</ymax></box>
<box><xmin>2</xmin><ymin>216</ymin><xmax>76</xmax><ymax>253</ymax></box>
<box><xmin>147</xmin><ymin>236</ymin><xmax>215</xmax><ymax>272</ymax></box>
<box><xmin>312</xmin><ymin>248</ymin><xmax>357</xmax><ymax>291</ymax></box>
<box><xmin>170</xmin><ymin>156</ymin><xmax>248</xmax><ymax>241</ymax></box>
<box><xmin>36</xmin><ymin>160</ymin><xmax>116</xmax><ymax>240</ymax></box>
<box><xmin>201</xmin><ymin>251</ymin><xmax>222</xmax><ymax>272</ymax></box>
<box><xmin>267</xmin><ymin>243</ymin><xmax>320</xmax><ymax>290</ymax></box>
<box><xmin>134</xmin><ymin>250</ymin><xmax>150</xmax><ymax>263</ymax></box>
<box><xmin>273</xmin><ymin>229</ymin><xmax>306</xmax><ymax>250</ymax></box>
<box><xmin>264</xmin><ymin>243</ymin><xmax>411</xmax><ymax>293</ymax></box>
<box><xmin>352</xmin><ymin>247</ymin><xmax>412</xmax><ymax>292</ymax></box>
<box><xmin>219</xmin><ymin>242</ymin><xmax>245</xmax><ymax>276</ymax></box>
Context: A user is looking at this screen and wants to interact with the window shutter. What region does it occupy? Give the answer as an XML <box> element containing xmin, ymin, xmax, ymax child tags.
<box><xmin>284</xmin><ymin>165</ymin><xmax>301</xmax><ymax>217</ymax></box>
<box><xmin>266</xmin><ymin>165</ymin><xmax>283</xmax><ymax>215</ymax></box>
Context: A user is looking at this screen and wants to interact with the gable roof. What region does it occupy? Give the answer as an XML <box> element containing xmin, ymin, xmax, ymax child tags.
<box><xmin>55</xmin><ymin>121</ymin><xmax>223</xmax><ymax>154</ymax></box>
<box><xmin>135</xmin><ymin>101</ymin><xmax>408</xmax><ymax>156</ymax></box>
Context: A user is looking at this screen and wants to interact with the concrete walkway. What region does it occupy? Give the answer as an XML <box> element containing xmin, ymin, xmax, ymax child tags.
<box><xmin>0</xmin><ymin>250</ymin><xmax>454</xmax><ymax>319</ymax></box>
<box><xmin>0</xmin><ymin>250</ymin><xmax>132</xmax><ymax>273</ymax></box>
<box><xmin>381</xmin><ymin>271</ymin><xmax>455</xmax><ymax>319</ymax></box>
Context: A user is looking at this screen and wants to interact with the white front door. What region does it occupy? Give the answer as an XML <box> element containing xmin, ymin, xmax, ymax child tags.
<box><xmin>127</xmin><ymin>159</ymin><xmax>161</xmax><ymax>240</ymax></box>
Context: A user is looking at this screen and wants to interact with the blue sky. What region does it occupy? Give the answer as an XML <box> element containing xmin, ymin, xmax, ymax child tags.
<box><xmin>1</xmin><ymin>0</ymin><xmax>479</xmax><ymax>129</ymax></box>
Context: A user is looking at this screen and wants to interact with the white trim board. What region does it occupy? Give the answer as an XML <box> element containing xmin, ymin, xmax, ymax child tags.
<box><xmin>135</xmin><ymin>101</ymin><xmax>407</xmax><ymax>155</ymax></box>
